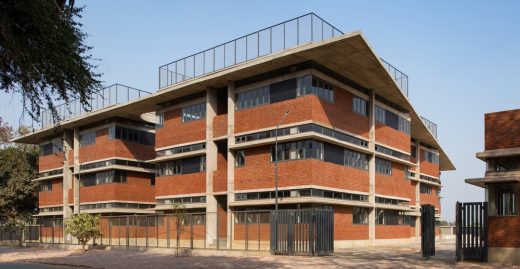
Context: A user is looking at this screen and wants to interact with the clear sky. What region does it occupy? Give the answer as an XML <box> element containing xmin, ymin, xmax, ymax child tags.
<box><xmin>1</xmin><ymin>0</ymin><xmax>519</xmax><ymax>221</ymax></box>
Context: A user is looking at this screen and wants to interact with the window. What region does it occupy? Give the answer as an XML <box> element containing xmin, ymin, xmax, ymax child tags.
<box><xmin>235</xmin><ymin>86</ymin><xmax>270</xmax><ymax>110</ymax></box>
<box><xmin>108</xmin><ymin>126</ymin><xmax>155</xmax><ymax>146</ymax></box>
<box><xmin>156</xmin><ymin>156</ymin><xmax>205</xmax><ymax>177</ymax></box>
<box><xmin>271</xmin><ymin>140</ymin><xmax>323</xmax><ymax>162</ymax></box>
<box><xmin>420</xmin><ymin>183</ymin><xmax>433</xmax><ymax>194</ymax></box>
<box><xmin>411</xmin><ymin>145</ymin><xmax>417</xmax><ymax>158</ymax></box>
<box><xmin>79</xmin><ymin>131</ymin><xmax>96</xmax><ymax>147</ymax></box>
<box><xmin>489</xmin><ymin>183</ymin><xmax>517</xmax><ymax>216</ymax></box>
<box><xmin>39</xmin><ymin>181</ymin><xmax>53</xmax><ymax>192</ymax></box>
<box><xmin>297</xmin><ymin>75</ymin><xmax>334</xmax><ymax>102</ymax></box>
<box><xmin>235</xmin><ymin>150</ymin><xmax>245</xmax><ymax>166</ymax></box>
<box><xmin>353</xmin><ymin>207</ymin><xmax>369</xmax><ymax>224</ymax></box>
<box><xmin>376</xmin><ymin>210</ymin><xmax>411</xmax><ymax>225</ymax></box>
<box><xmin>376</xmin><ymin>197</ymin><xmax>409</xmax><ymax>206</ymax></box>
<box><xmin>156</xmin><ymin>143</ymin><xmax>206</xmax><ymax>157</ymax></box>
<box><xmin>353</xmin><ymin>96</ymin><xmax>368</xmax><ymax>116</ymax></box>
<box><xmin>80</xmin><ymin>170</ymin><xmax>127</xmax><ymax>187</ymax></box>
<box><xmin>375</xmin><ymin>158</ymin><xmax>392</xmax><ymax>175</ymax></box>
<box><xmin>182</xmin><ymin>103</ymin><xmax>206</xmax><ymax>122</ymax></box>
<box><xmin>424</xmin><ymin>150</ymin><xmax>439</xmax><ymax>164</ymax></box>
<box><xmin>375</xmin><ymin>105</ymin><xmax>410</xmax><ymax>135</ymax></box>
<box><xmin>156</xmin><ymin>112</ymin><xmax>164</xmax><ymax>129</ymax></box>
<box><xmin>344</xmin><ymin>148</ymin><xmax>369</xmax><ymax>170</ymax></box>
<box><xmin>150</xmin><ymin>175</ymin><xmax>155</xmax><ymax>186</ymax></box>
<box><xmin>40</xmin><ymin>139</ymin><xmax>63</xmax><ymax>156</ymax></box>
<box><xmin>375</xmin><ymin>145</ymin><xmax>410</xmax><ymax>161</ymax></box>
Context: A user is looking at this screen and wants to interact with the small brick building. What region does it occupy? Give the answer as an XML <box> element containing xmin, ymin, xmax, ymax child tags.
<box><xmin>466</xmin><ymin>108</ymin><xmax>520</xmax><ymax>263</ymax></box>
<box><xmin>15</xmin><ymin>14</ymin><xmax>454</xmax><ymax>248</ymax></box>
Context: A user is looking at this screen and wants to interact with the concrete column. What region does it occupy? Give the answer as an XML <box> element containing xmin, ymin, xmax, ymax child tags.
<box><xmin>205</xmin><ymin>88</ymin><xmax>218</xmax><ymax>247</ymax></box>
<box><xmin>414</xmin><ymin>139</ymin><xmax>421</xmax><ymax>237</ymax></box>
<box><xmin>62</xmin><ymin>131</ymin><xmax>73</xmax><ymax>219</ymax></box>
<box><xmin>368</xmin><ymin>89</ymin><xmax>376</xmax><ymax>244</ymax></box>
<box><xmin>73</xmin><ymin>127</ymin><xmax>80</xmax><ymax>213</ymax></box>
<box><xmin>226</xmin><ymin>81</ymin><xmax>236</xmax><ymax>249</ymax></box>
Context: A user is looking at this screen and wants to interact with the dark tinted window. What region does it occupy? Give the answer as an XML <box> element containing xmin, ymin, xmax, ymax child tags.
<box><xmin>270</xmin><ymin>78</ymin><xmax>297</xmax><ymax>103</ymax></box>
<box><xmin>324</xmin><ymin>143</ymin><xmax>343</xmax><ymax>165</ymax></box>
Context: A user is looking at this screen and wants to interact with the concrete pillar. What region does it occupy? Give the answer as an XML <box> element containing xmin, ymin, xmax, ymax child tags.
<box><xmin>226</xmin><ymin>81</ymin><xmax>236</xmax><ymax>249</ymax></box>
<box><xmin>62</xmin><ymin>130</ymin><xmax>73</xmax><ymax>219</ymax></box>
<box><xmin>415</xmin><ymin>139</ymin><xmax>421</xmax><ymax>237</ymax></box>
<box><xmin>205</xmin><ymin>88</ymin><xmax>219</xmax><ymax>247</ymax></box>
<box><xmin>73</xmin><ymin>127</ymin><xmax>80</xmax><ymax>213</ymax></box>
<box><xmin>368</xmin><ymin>89</ymin><xmax>376</xmax><ymax>244</ymax></box>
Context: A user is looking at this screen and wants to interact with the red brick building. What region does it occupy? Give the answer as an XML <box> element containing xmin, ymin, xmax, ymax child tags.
<box><xmin>15</xmin><ymin>14</ymin><xmax>454</xmax><ymax>248</ymax></box>
<box><xmin>466</xmin><ymin>108</ymin><xmax>520</xmax><ymax>263</ymax></box>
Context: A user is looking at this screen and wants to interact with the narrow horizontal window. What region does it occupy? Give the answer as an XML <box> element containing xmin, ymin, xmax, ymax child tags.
<box><xmin>182</xmin><ymin>103</ymin><xmax>206</xmax><ymax>122</ymax></box>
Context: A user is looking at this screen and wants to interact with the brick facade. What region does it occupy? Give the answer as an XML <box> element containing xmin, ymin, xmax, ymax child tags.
<box><xmin>156</xmin><ymin>108</ymin><xmax>206</xmax><ymax>148</ymax></box>
<box><xmin>38</xmin><ymin>178</ymin><xmax>63</xmax><ymax>207</ymax></box>
<box><xmin>485</xmin><ymin>108</ymin><xmax>520</xmax><ymax>150</ymax></box>
<box><xmin>79</xmin><ymin>172</ymin><xmax>154</xmax><ymax>203</ymax></box>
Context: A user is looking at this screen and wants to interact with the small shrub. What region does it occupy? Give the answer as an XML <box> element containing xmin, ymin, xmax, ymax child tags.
<box><xmin>65</xmin><ymin>213</ymin><xmax>102</xmax><ymax>250</ymax></box>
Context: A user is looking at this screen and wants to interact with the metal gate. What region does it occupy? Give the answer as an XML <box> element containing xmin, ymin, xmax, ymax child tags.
<box><xmin>270</xmin><ymin>208</ymin><xmax>333</xmax><ymax>256</ymax></box>
<box><xmin>421</xmin><ymin>204</ymin><xmax>436</xmax><ymax>259</ymax></box>
<box><xmin>456</xmin><ymin>202</ymin><xmax>488</xmax><ymax>262</ymax></box>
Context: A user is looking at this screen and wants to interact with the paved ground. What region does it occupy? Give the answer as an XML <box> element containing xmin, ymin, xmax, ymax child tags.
<box><xmin>0</xmin><ymin>239</ymin><xmax>514</xmax><ymax>268</ymax></box>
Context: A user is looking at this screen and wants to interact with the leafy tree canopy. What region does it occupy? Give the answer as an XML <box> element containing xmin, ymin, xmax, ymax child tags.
<box><xmin>0</xmin><ymin>0</ymin><xmax>101</xmax><ymax>122</ymax></box>
<box><xmin>65</xmin><ymin>213</ymin><xmax>102</xmax><ymax>250</ymax></box>
<box><xmin>0</xmin><ymin>118</ymin><xmax>38</xmax><ymax>221</ymax></box>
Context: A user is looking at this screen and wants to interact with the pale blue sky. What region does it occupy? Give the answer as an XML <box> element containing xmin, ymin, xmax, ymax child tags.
<box><xmin>1</xmin><ymin>0</ymin><xmax>519</xmax><ymax>221</ymax></box>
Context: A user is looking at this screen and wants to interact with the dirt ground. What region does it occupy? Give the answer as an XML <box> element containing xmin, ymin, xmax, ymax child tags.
<box><xmin>0</xmin><ymin>239</ymin><xmax>513</xmax><ymax>269</ymax></box>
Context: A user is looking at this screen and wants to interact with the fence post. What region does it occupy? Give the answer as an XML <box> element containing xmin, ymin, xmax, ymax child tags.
<box><xmin>126</xmin><ymin>216</ymin><xmax>129</xmax><ymax>247</ymax></box>
<box><xmin>109</xmin><ymin>218</ymin><xmax>112</xmax><ymax>246</ymax></box>
<box><xmin>244</xmin><ymin>211</ymin><xmax>248</xmax><ymax>251</ymax></box>
<box><xmin>455</xmin><ymin>202</ymin><xmax>461</xmax><ymax>261</ymax></box>
<box><xmin>216</xmin><ymin>212</ymin><xmax>219</xmax><ymax>250</ymax></box>
<box><xmin>483</xmin><ymin>202</ymin><xmax>488</xmax><ymax>262</ymax></box>
<box><xmin>145</xmin><ymin>216</ymin><xmax>149</xmax><ymax>248</ymax></box>
<box><xmin>166</xmin><ymin>215</ymin><xmax>170</xmax><ymax>248</ymax></box>
<box><xmin>190</xmin><ymin>214</ymin><xmax>194</xmax><ymax>249</ymax></box>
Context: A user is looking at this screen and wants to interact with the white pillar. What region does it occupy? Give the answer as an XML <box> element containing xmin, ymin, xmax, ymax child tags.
<box><xmin>226</xmin><ymin>81</ymin><xmax>236</xmax><ymax>249</ymax></box>
<box><xmin>62</xmin><ymin>131</ymin><xmax>73</xmax><ymax>219</ymax></box>
<box><xmin>73</xmin><ymin>127</ymin><xmax>80</xmax><ymax>213</ymax></box>
<box><xmin>368</xmin><ymin>89</ymin><xmax>376</xmax><ymax>244</ymax></box>
<box><xmin>205</xmin><ymin>88</ymin><xmax>218</xmax><ymax>247</ymax></box>
<box><xmin>415</xmin><ymin>139</ymin><xmax>421</xmax><ymax>238</ymax></box>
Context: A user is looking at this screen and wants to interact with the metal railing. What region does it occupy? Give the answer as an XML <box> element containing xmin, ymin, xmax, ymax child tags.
<box><xmin>421</xmin><ymin>116</ymin><xmax>438</xmax><ymax>138</ymax></box>
<box><xmin>158</xmin><ymin>13</ymin><xmax>343</xmax><ymax>89</ymax></box>
<box><xmin>380</xmin><ymin>58</ymin><xmax>409</xmax><ymax>97</ymax></box>
<box><xmin>39</xmin><ymin>84</ymin><xmax>151</xmax><ymax>129</ymax></box>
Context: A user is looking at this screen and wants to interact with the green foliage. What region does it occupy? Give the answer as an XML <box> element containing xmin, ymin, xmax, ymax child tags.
<box><xmin>0</xmin><ymin>139</ymin><xmax>39</xmax><ymax>221</ymax></box>
<box><xmin>65</xmin><ymin>213</ymin><xmax>102</xmax><ymax>250</ymax></box>
<box><xmin>0</xmin><ymin>0</ymin><xmax>101</xmax><ymax>122</ymax></box>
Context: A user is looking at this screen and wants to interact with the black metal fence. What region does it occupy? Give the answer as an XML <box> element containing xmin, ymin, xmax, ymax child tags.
<box><xmin>421</xmin><ymin>204</ymin><xmax>436</xmax><ymax>259</ymax></box>
<box><xmin>456</xmin><ymin>201</ymin><xmax>488</xmax><ymax>262</ymax></box>
<box><xmin>270</xmin><ymin>208</ymin><xmax>334</xmax><ymax>256</ymax></box>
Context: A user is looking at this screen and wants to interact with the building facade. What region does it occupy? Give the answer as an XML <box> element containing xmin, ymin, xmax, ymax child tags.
<box><xmin>466</xmin><ymin>108</ymin><xmax>520</xmax><ymax>263</ymax></box>
<box><xmin>16</xmin><ymin>14</ymin><xmax>453</xmax><ymax>248</ymax></box>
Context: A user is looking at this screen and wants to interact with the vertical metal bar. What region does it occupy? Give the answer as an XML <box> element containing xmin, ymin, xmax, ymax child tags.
<box><xmin>245</xmin><ymin>36</ymin><xmax>248</xmax><ymax>61</ymax></box>
<box><xmin>167</xmin><ymin>215</ymin><xmax>170</xmax><ymax>248</ymax></box>
<box><xmin>156</xmin><ymin>215</ymin><xmax>159</xmax><ymax>248</ymax></box>
<box><xmin>216</xmin><ymin>212</ymin><xmax>219</xmax><ymax>250</ymax></box>
<box><xmin>234</xmin><ymin>40</ymin><xmax>237</xmax><ymax>65</ymax></box>
<box><xmin>297</xmin><ymin>17</ymin><xmax>299</xmax><ymax>45</ymax></box>
<box><xmin>321</xmin><ymin>20</ymin><xmax>324</xmax><ymax>40</ymax></box>
<box><xmin>270</xmin><ymin>27</ymin><xmax>272</xmax><ymax>54</ymax></box>
<box><xmin>244</xmin><ymin>211</ymin><xmax>248</xmax><ymax>251</ymax></box>
<box><xmin>257</xmin><ymin>32</ymin><xmax>260</xmax><ymax>58</ymax></box>
<box><xmin>483</xmin><ymin>202</ymin><xmax>488</xmax><ymax>262</ymax></box>
<box><xmin>126</xmin><ymin>216</ymin><xmax>129</xmax><ymax>247</ymax></box>
<box><xmin>145</xmin><ymin>216</ymin><xmax>149</xmax><ymax>248</ymax></box>
<box><xmin>190</xmin><ymin>214</ymin><xmax>194</xmax><ymax>249</ymax></box>
<box><xmin>283</xmin><ymin>23</ymin><xmax>286</xmax><ymax>49</ymax></box>
<box><xmin>258</xmin><ymin>213</ymin><xmax>261</xmax><ymax>250</ymax></box>
<box><xmin>311</xmin><ymin>14</ymin><xmax>313</xmax><ymax>42</ymax></box>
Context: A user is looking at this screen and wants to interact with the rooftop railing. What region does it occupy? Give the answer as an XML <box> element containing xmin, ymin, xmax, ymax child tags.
<box><xmin>39</xmin><ymin>84</ymin><xmax>151</xmax><ymax>129</ymax></box>
<box><xmin>380</xmin><ymin>58</ymin><xmax>409</xmax><ymax>97</ymax></box>
<box><xmin>421</xmin><ymin>116</ymin><xmax>438</xmax><ymax>138</ymax></box>
<box><xmin>158</xmin><ymin>13</ymin><xmax>343</xmax><ymax>89</ymax></box>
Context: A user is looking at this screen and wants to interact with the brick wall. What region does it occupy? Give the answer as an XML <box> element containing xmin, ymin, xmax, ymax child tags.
<box><xmin>213</xmin><ymin>114</ymin><xmax>228</xmax><ymax>138</ymax></box>
<box><xmin>375</xmin><ymin>162</ymin><xmax>416</xmax><ymax>200</ymax></box>
<box><xmin>375</xmin><ymin>123</ymin><xmax>411</xmax><ymax>153</ymax></box>
<box><xmin>313</xmin><ymin>89</ymin><xmax>370</xmax><ymax>138</ymax></box>
<box><xmin>155</xmin><ymin>172</ymin><xmax>206</xmax><ymax>197</ymax></box>
<box><xmin>485</xmin><ymin>109</ymin><xmax>520</xmax><ymax>150</ymax></box>
<box><xmin>39</xmin><ymin>178</ymin><xmax>63</xmax><ymax>206</ymax></box>
<box><xmin>39</xmin><ymin>152</ymin><xmax>64</xmax><ymax>171</ymax></box>
<box><xmin>79</xmin><ymin>172</ymin><xmax>155</xmax><ymax>203</ymax></box>
<box><xmin>419</xmin><ymin>148</ymin><xmax>440</xmax><ymax>178</ymax></box>
<box><xmin>156</xmin><ymin>108</ymin><xmax>206</xmax><ymax>148</ymax></box>
<box><xmin>420</xmin><ymin>186</ymin><xmax>440</xmax><ymax>210</ymax></box>
<box><xmin>213</xmin><ymin>150</ymin><xmax>227</xmax><ymax>193</ymax></box>
<box><xmin>488</xmin><ymin>216</ymin><xmax>520</xmax><ymax>248</ymax></box>
<box><xmin>79</xmin><ymin>128</ymin><xmax>155</xmax><ymax>163</ymax></box>
<box><xmin>376</xmin><ymin>225</ymin><xmax>413</xmax><ymax>239</ymax></box>
<box><xmin>334</xmin><ymin>206</ymin><xmax>369</xmax><ymax>240</ymax></box>
<box><xmin>234</xmin><ymin>90</ymin><xmax>370</xmax><ymax>139</ymax></box>
<box><xmin>234</xmin><ymin>146</ymin><xmax>369</xmax><ymax>192</ymax></box>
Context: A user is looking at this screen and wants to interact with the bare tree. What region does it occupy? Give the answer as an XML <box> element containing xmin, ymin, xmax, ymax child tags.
<box><xmin>171</xmin><ymin>203</ymin><xmax>187</xmax><ymax>256</ymax></box>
